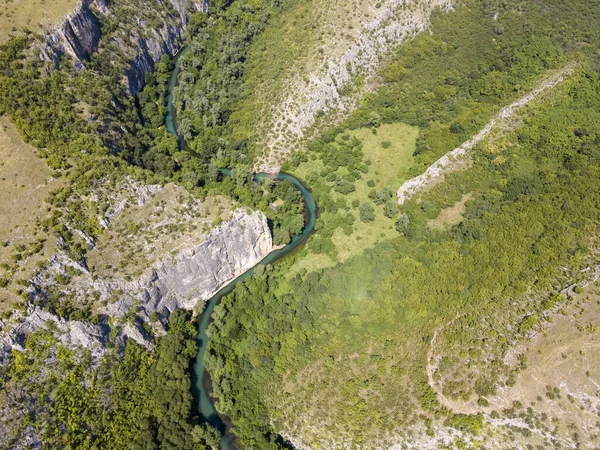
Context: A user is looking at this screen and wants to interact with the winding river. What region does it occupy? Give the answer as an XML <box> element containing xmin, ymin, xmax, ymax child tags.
<box><xmin>166</xmin><ymin>47</ymin><xmax>317</xmax><ymax>449</ymax></box>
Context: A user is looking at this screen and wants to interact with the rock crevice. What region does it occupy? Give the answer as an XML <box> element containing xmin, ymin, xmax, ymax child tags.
<box><xmin>38</xmin><ymin>0</ymin><xmax>203</xmax><ymax>94</ymax></box>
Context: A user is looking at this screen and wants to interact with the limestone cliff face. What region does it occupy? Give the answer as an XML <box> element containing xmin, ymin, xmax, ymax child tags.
<box><xmin>102</xmin><ymin>209</ymin><xmax>274</xmax><ymax>318</ymax></box>
<box><xmin>38</xmin><ymin>0</ymin><xmax>108</xmax><ymax>67</ymax></box>
<box><xmin>0</xmin><ymin>209</ymin><xmax>273</xmax><ymax>361</ymax></box>
<box><xmin>38</xmin><ymin>0</ymin><xmax>203</xmax><ymax>94</ymax></box>
<box><xmin>147</xmin><ymin>208</ymin><xmax>273</xmax><ymax>311</ymax></box>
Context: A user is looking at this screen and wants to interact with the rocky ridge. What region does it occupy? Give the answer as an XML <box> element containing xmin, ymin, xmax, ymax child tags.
<box><xmin>255</xmin><ymin>0</ymin><xmax>453</xmax><ymax>173</ymax></box>
<box><xmin>97</xmin><ymin>208</ymin><xmax>273</xmax><ymax>319</ymax></box>
<box><xmin>396</xmin><ymin>64</ymin><xmax>575</xmax><ymax>204</ymax></box>
<box><xmin>0</xmin><ymin>207</ymin><xmax>273</xmax><ymax>364</ymax></box>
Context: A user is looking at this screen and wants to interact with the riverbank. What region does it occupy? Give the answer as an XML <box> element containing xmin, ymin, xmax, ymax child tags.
<box><xmin>165</xmin><ymin>43</ymin><xmax>318</xmax><ymax>450</ymax></box>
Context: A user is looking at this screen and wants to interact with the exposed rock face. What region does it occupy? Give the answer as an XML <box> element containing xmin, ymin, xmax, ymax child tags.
<box><xmin>0</xmin><ymin>305</ymin><xmax>116</xmax><ymax>367</ymax></box>
<box><xmin>38</xmin><ymin>0</ymin><xmax>108</xmax><ymax>67</ymax></box>
<box><xmin>101</xmin><ymin>209</ymin><xmax>273</xmax><ymax>319</ymax></box>
<box><xmin>0</xmin><ymin>208</ymin><xmax>273</xmax><ymax>364</ymax></box>
<box><xmin>255</xmin><ymin>0</ymin><xmax>454</xmax><ymax>173</ymax></box>
<box><xmin>38</xmin><ymin>0</ymin><xmax>203</xmax><ymax>94</ymax></box>
<box><xmin>135</xmin><ymin>208</ymin><xmax>273</xmax><ymax>312</ymax></box>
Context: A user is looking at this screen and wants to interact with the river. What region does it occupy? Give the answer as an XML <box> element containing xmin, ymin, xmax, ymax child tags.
<box><xmin>166</xmin><ymin>46</ymin><xmax>317</xmax><ymax>450</ymax></box>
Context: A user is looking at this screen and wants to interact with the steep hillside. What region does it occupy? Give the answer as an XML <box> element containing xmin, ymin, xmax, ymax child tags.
<box><xmin>0</xmin><ymin>0</ymin><xmax>303</xmax><ymax>447</ymax></box>
<box><xmin>238</xmin><ymin>0</ymin><xmax>453</xmax><ymax>172</ymax></box>
<box><xmin>203</xmin><ymin>0</ymin><xmax>600</xmax><ymax>448</ymax></box>
<box><xmin>1</xmin><ymin>0</ymin><xmax>600</xmax><ymax>448</ymax></box>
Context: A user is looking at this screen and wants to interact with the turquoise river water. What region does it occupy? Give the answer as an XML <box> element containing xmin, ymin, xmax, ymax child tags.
<box><xmin>166</xmin><ymin>46</ymin><xmax>317</xmax><ymax>449</ymax></box>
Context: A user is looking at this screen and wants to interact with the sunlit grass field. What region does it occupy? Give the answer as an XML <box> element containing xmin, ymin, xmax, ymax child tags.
<box><xmin>290</xmin><ymin>122</ymin><xmax>418</xmax><ymax>274</ymax></box>
<box><xmin>0</xmin><ymin>0</ymin><xmax>77</xmax><ymax>43</ymax></box>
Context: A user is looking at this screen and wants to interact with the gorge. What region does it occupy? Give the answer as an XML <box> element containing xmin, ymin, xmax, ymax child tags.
<box><xmin>165</xmin><ymin>45</ymin><xmax>319</xmax><ymax>449</ymax></box>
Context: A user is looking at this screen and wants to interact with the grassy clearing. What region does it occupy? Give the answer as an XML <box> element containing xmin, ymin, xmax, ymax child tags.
<box><xmin>87</xmin><ymin>184</ymin><xmax>234</xmax><ymax>280</ymax></box>
<box><xmin>0</xmin><ymin>0</ymin><xmax>77</xmax><ymax>43</ymax></box>
<box><xmin>291</xmin><ymin>122</ymin><xmax>418</xmax><ymax>273</ymax></box>
<box><xmin>427</xmin><ymin>192</ymin><xmax>473</xmax><ymax>230</ymax></box>
<box><xmin>350</xmin><ymin>123</ymin><xmax>419</xmax><ymax>190</ymax></box>
<box><xmin>0</xmin><ymin>116</ymin><xmax>60</xmax><ymax>314</ymax></box>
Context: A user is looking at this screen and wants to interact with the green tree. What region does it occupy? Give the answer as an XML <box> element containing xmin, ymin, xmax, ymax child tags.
<box><xmin>359</xmin><ymin>203</ymin><xmax>376</xmax><ymax>222</ymax></box>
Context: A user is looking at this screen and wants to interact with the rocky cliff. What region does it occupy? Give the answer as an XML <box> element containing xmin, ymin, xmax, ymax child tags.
<box><xmin>100</xmin><ymin>208</ymin><xmax>274</xmax><ymax>320</ymax></box>
<box><xmin>0</xmin><ymin>208</ymin><xmax>273</xmax><ymax>363</ymax></box>
<box><xmin>38</xmin><ymin>0</ymin><xmax>204</xmax><ymax>94</ymax></box>
<box><xmin>38</xmin><ymin>0</ymin><xmax>108</xmax><ymax>67</ymax></box>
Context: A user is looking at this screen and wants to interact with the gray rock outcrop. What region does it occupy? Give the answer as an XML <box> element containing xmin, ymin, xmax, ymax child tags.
<box><xmin>38</xmin><ymin>0</ymin><xmax>108</xmax><ymax>68</ymax></box>
<box><xmin>103</xmin><ymin>208</ymin><xmax>273</xmax><ymax>318</ymax></box>
<box><xmin>0</xmin><ymin>209</ymin><xmax>273</xmax><ymax>364</ymax></box>
<box><xmin>38</xmin><ymin>0</ymin><xmax>204</xmax><ymax>94</ymax></box>
<box><xmin>0</xmin><ymin>305</ymin><xmax>116</xmax><ymax>366</ymax></box>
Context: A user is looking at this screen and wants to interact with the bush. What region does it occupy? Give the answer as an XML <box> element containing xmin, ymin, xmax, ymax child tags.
<box><xmin>395</xmin><ymin>213</ymin><xmax>410</xmax><ymax>233</ymax></box>
<box><xmin>359</xmin><ymin>203</ymin><xmax>376</xmax><ymax>222</ymax></box>
<box><xmin>384</xmin><ymin>200</ymin><xmax>398</xmax><ymax>218</ymax></box>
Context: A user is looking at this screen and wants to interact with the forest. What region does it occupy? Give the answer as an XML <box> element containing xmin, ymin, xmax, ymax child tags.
<box><xmin>203</xmin><ymin>0</ymin><xmax>600</xmax><ymax>447</ymax></box>
<box><xmin>3</xmin><ymin>310</ymin><xmax>219</xmax><ymax>449</ymax></box>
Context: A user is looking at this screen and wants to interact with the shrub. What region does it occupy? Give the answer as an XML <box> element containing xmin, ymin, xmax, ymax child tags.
<box><xmin>396</xmin><ymin>213</ymin><xmax>410</xmax><ymax>233</ymax></box>
<box><xmin>359</xmin><ymin>203</ymin><xmax>375</xmax><ymax>222</ymax></box>
<box><xmin>384</xmin><ymin>200</ymin><xmax>398</xmax><ymax>218</ymax></box>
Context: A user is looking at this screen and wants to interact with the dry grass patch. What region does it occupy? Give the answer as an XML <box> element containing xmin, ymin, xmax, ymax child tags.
<box><xmin>427</xmin><ymin>192</ymin><xmax>473</xmax><ymax>230</ymax></box>
<box><xmin>87</xmin><ymin>184</ymin><xmax>234</xmax><ymax>280</ymax></box>
<box><xmin>0</xmin><ymin>0</ymin><xmax>78</xmax><ymax>43</ymax></box>
<box><xmin>489</xmin><ymin>283</ymin><xmax>600</xmax><ymax>409</ymax></box>
<box><xmin>0</xmin><ymin>116</ymin><xmax>60</xmax><ymax>314</ymax></box>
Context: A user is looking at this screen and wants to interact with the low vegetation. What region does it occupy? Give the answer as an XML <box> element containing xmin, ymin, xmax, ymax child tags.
<box><xmin>87</xmin><ymin>185</ymin><xmax>234</xmax><ymax>279</ymax></box>
<box><xmin>0</xmin><ymin>0</ymin><xmax>77</xmax><ymax>43</ymax></box>
<box><xmin>0</xmin><ymin>116</ymin><xmax>60</xmax><ymax>314</ymax></box>
<box><xmin>1</xmin><ymin>0</ymin><xmax>600</xmax><ymax>447</ymax></box>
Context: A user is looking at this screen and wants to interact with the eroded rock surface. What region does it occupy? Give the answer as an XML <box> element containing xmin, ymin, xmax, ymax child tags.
<box><xmin>38</xmin><ymin>0</ymin><xmax>203</xmax><ymax>93</ymax></box>
<box><xmin>0</xmin><ymin>209</ymin><xmax>273</xmax><ymax>363</ymax></box>
<box><xmin>107</xmin><ymin>208</ymin><xmax>274</xmax><ymax>316</ymax></box>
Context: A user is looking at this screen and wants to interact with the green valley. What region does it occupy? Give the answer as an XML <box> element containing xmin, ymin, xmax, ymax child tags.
<box><xmin>0</xmin><ymin>0</ymin><xmax>600</xmax><ymax>448</ymax></box>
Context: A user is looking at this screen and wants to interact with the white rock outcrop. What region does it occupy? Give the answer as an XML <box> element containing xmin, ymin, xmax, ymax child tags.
<box><xmin>121</xmin><ymin>208</ymin><xmax>274</xmax><ymax>314</ymax></box>
<box><xmin>396</xmin><ymin>65</ymin><xmax>575</xmax><ymax>204</ymax></box>
<box><xmin>0</xmin><ymin>209</ymin><xmax>273</xmax><ymax>362</ymax></box>
<box><xmin>255</xmin><ymin>0</ymin><xmax>454</xmax><ymax>172</ymax></box>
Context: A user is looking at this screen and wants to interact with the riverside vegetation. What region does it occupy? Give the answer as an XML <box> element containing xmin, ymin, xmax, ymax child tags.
<box><xmin>0</xmin><ymin>0</ymin><xmax>304</xmax><ymax>447</ymax></box>
<box><xmin>0</xmin><ymin>0</ymin><xmax>600</xmax><ymax>448</ymax></box>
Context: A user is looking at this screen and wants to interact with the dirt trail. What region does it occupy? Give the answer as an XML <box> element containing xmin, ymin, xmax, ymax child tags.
<box><xmin>397</xmin><ymin>63</ymin><xmax>577</xmax><ymax>204</ymax></box>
